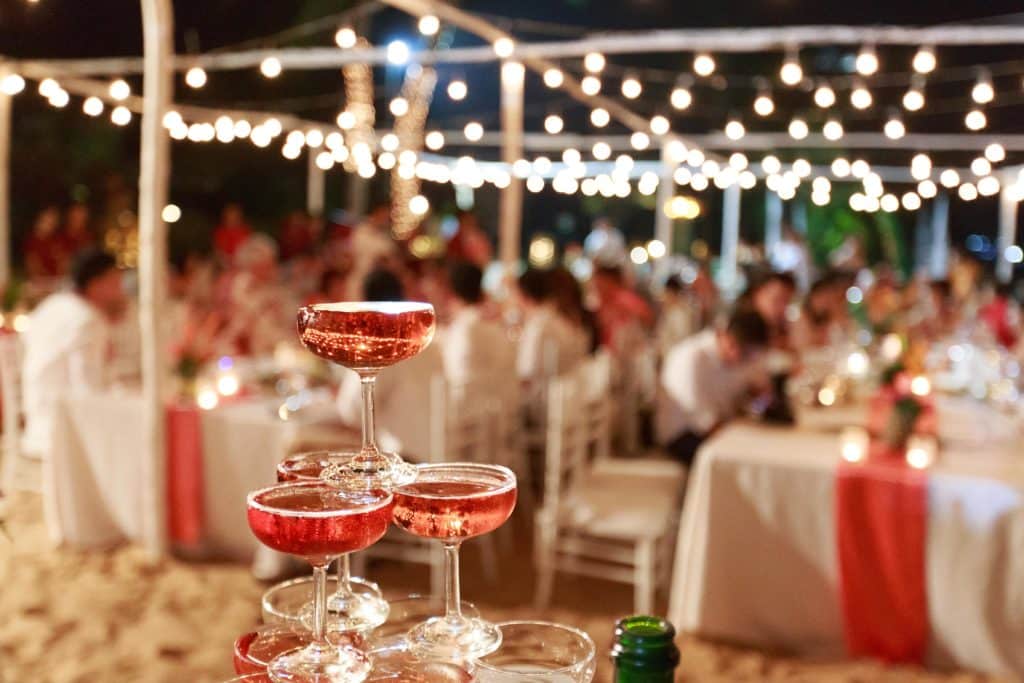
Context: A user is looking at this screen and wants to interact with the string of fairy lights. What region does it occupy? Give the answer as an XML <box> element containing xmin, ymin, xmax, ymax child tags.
<box><xmin>4</xmin><ymin>15</ymin><xmax>1024</xmax><ymax>220</ymax></box>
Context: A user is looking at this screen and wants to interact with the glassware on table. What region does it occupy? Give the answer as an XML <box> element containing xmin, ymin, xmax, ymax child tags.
<box><xmin>370</xmin><ymin>595</ymin><xmax>481</xmax><ymax>650</ymax></box>
<box><xmin>296</xmin><ymin>301</ymin><xmax>436</xmax><ymax>489</ymax></box>
<box><xmin>391</xmin><ymin>463</ymin><xmax>517</xmax><ymax>660</ymax></box>
<box><xmin>274</xmin><ymin>450</ymin><xmax>390</xmax><ymax>632</ymax></box>
<box><xmin>221</xmin><ymin>675</ymin><xmax>273</xmax><ymax>683</ymax></box>
<box><xmin>474</xmin><ymin>621</ymin><xmax>597</xmax><ymax>683</ymax></box>
<box><xmin>247</xmin><ymin>481</ymin><xmax>393</xmax><ymax>683</ymax></box>
<box><xmin>233</xmin><ymin>626</ymin><xmax>313</xmax><ymax>674</ymax></box>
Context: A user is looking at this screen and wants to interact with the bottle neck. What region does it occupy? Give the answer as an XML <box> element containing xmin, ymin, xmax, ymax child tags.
<box><xmin>611</xmin><ymin>616</ymin><xmax>680</xmax><ymax>683</ymax></box>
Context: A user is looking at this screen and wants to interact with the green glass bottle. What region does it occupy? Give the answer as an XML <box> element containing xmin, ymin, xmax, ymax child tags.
<box><xmin>610</xmin><ymin>616</ymin><xmax>680</xmax><ymax>682</ymax></box>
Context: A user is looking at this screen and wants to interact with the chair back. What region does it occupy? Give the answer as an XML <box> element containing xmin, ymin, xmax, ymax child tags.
<box><xmin>0</xmin><ymin>334</ymin><xmax>23</xmax><ymax>463</ymax></box>
<box><xmin>427</xmin><ymin>373</ymin><xmax>499</xmax><ymax>465</ymax></box>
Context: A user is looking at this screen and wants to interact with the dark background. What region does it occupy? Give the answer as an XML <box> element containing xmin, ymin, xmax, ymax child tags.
<box><xmin>2</xmin><ymin>0</ymin><xmax>1023</xmax><ymax>273</ymax></box>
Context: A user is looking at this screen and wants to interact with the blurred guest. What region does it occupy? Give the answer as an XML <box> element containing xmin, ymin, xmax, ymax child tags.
<box><xmin>655</xmin><ymin>277</ymin><xmax>696</xmax><ymax>357</ymax></box>
<box><xmin>690</xmin><ymin>264</ymin><xmax>719</xmax><ymax>329</ymax></box>
<box><xmin>220</xmin><ymin>235</ymin><xmax>294</xmax><ymax>355</ymax></box>
<box><xmin>336</xmin><ymin>269</ymin><xmax>444</xmax><ymax>458</ymax></box>
<box><xmin>547</xmin><ymin>266</ymin><xmax>599</xmax><ymax>353</ymax></box>
<box><xmin>770</xmin><ymin>225</ymin><xmax>813</xmax><ymax>292</ymax></box>
<box><xmin>865</xmin><ymin>275</ymin><xmax>901</xmax><ymax>334</ymax></box>
<box><xmin>446</xmin><ymin>211</ymin><xmax>493</xmax><ymax>267</ymax></box>
<box><xmin>655</xmin><ymin>308</ymin><xmax>770</xmax><ymax>465</ymax></box>
<box><xmin>979</xmin><ymin>282</ymin><xmax>1020</xmax><ymax>349</ymax></box>
<box><xmin>348</xmin><ymin>202</ymin><xmax>397</xmax><ymax>298</ymax></box>
<box><xmin>24</xmin><ymin>206</ymin><xmax>67</xmax><ymax>279</ymax></box>
<box><xmin>743</xmin><ymin>272</ymin><xmax>797</xmax><ymax>349</ymax></box>
<box><xmin>279</xmin><ymin>211</ymin><xmax>319</xmax><ymax>262</ymax></box>
<box><xmin>212</xmin><ymin>203</ymin><xmax>252</xmax><ymax>264</ymax></box>
<box><xmin>591</xmin><ymin>265</ymin><xmax>653</xmax><ymax>351</ymax></box>
<box><xmin>306</xmin><ymin>268</ymin><xmax>350</xmax><ymax>306</ymax></box>
<box><xmin>793</xmin><ymin>277</ymin><xmax>837</xmax><ymax>349</ymax></box>
<box><xmin>60</xmin><ymin>203</ymin><xmax>95</xmax><ymax>255</ymax></box>
<box><xmin>22</xmin><ymin>249</ymin><xmax>125</xmax><ymax>455</ymax></box>
<box><xmin>439</xmin><ymin>261</ymin><xmax>515</xmax><ymax>390</ymax></box>
<box><xmin>583</xmin><ymin>216</ymin><xmax>626</xmax><ymax>266</ymax></box>
<box><xmin>516</xmin><ymin>269</ymin><xmax>585</xmax><ymax>389</ymax></box>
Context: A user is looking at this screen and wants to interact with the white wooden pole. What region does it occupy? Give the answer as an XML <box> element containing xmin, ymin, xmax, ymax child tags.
<box><xmin>764</xmin><ymin>190</ymin><xmax>783</xmax><ymax>264</ymax></box>
<box><xmin>306</xmin><ymin>151</ymin><xmax>325</xmax><ymax>216</ymax></box>
<box><xmin>720</xmin><ymin>185</ymin><xmax>741</xmax><ymax>296</ymax></box>
<box><xmin>996</xmin><ymin>180</ymin><xmax>1019</xmax><ymax>284</ymax></box>
<box><xmin>654</xmin><ymin>145</ymin><xmax>675</xmax><ymax>253</ymax></box>
<box><xmin>499</xmin><ymin>60</ymin><xmax>524</xmax><ymax>273</ymax></box>
<box><xmin>0</xmin><ymin>86</ymin><xmax>10</xmax><ymax>289</ymax></box>
<box><xmin>138</xmin><ymin>0</ymin><xmax>174</xmax><ymax>558</ymax></box>
<box><xmin>929</xmin><ymin>192</ymin><xmax>950</xmax><ymax>279</ymax></box>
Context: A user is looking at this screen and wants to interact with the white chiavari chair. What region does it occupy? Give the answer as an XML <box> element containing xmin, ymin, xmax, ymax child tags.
<box><xmin>0</xmin><ymin>334</ymin><xmax>27</xmax><ymax>494</ymax></box>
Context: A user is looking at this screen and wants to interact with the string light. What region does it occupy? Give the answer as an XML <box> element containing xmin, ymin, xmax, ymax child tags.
<box><xmin>377</xmin><ymin>151</ymin><xmax>396</xmax><ymax>169</ymax></box>
<box><xmin>788</xmin><ymin>117</ymin><xmax>809</xmax><ymax>140</ymax></box>
<box><xmin>701</xmin><ymin>160</ymin><xmax>721</xmax><ymax>178</ymax></box>
<box><xmin>324</xmin><ymin>131</ymin><xmax>341</xmax><ymax>149</ymax></box>
<box><xmin>850</xmin><ymin>82</ymin><xmax>873</xmax><ymax>109</ymax></box>
<box><xmin>686</xmin><ymin>149</ymin><xmax>705</xmax><ymax>167</ymax></box>
<box><xmin>855</xmin><ymin>45</ymin><xmax>879</xmax><ymax>76</ymax></box>
<box><xmin>543</xmin><ymin>68</ymin><xmax>564</xmax><ymax>88</ymax></box>
<box><xmin>590</xmin><ymin>107</ymin><xmax>610</xmax><ymax>127</ymax></box>
<box><xmin>48</xmin><ymin>89</ymin><xmax>69</xmax><ymax>108</ymax></box>
<box><xmin>38</xmin><ymin>78</ymin><xmax>59</xmax><ymax>98</ymax></box>
<box><xmin>665</xmin><ymin>139</ymin><xmax>687</xmax><ymax>164</ymax></box>
<box><xmin>753</xmin><ymin>90</ymin><xmax>775</xmax><ymax>116</ymax></box>
<box><xmin>630</xmin><ymin>132</ymin><xmax>650</xmax><ymax>150</ymax></box>
<box><xmin>447</xmin><ymin>79</ymin><xmax>467</xmax><ymax>100</ymax></box>
<box><xmin>621</xmin><ymin>74</ymin><xmax>642</xmax><ymax>99</ymax></box>
<box><xmin>693</xmin><ymin>53</ymin><xmax>715</xmax><ymax>77</ymax></box>
<box><xmin>670</xmin><ymin>82</ymin><xmax>693</xmax><ymax>110</ymax></box>
<box><xmin>111</xmin><ymin>105</ymin><xmax>131</xmax><ymax>126</ymax></box>
<box><xmin>463</xmin><ymin>121</ymin><xmax>483</xmax><ymax>141</ymax></box>
<box><xmin>378</xmin><ymin>132</ymin><xmax>398</xmax><ymax>152</ymax></box>
<box><xmin>911</xmin><ymin>153</ymin><xmax>932</xmax><ymax>180</ymax></box>
<box><xmin>336</xmin><ymin>110</ymin><xmax>356</xmax><ymax>129</ymax></box>
<box><xmin>0</xmin><ymin>73</ymin><xmax>25</xmax><ymax>95</ymax></box>
<box><xmin>761</xmin><ymin>155</ymin><xmax>782</xmax><ymax>174</ymax></box>
<box><xmin>260</xmin><ymin>57</ymin><xmax>282</xmax><ymax>78</ymax></box>
<box><xmin>581</xmin><ymin>76</ymin><xmax>601</xmax><ymax>95</ymax></box>
<box><xmin>725</xmin><ymin>118</ymin><xmax>745</xmax><ymax>140</ymax></box>
<box><xmin>814</xmin><ymin>82</ymin><xmax>836</xmax><ymax>108</ymax></box>
<box><xmin>389</xmin><ymin>97</ymin><xmax>409</xmax><ymax>117</ymax></box>
<box><xmin>109</xmin><ymin>79</ymin><xmax>130</xmax><ymax>100</ymax></box>
<box><xmin>823</xmin><ymin>118</ymin><xmax>844</xmax><ymax>141</ymax></box>
<box><xmin>592</xmin><ymin>141</ymin><xmax>612</xmax><ymax>160</ymax></box>
<box><xmin>831</xmin><ymin>158</ymin><xmax>851</xmax><ymax>177</ymax></box>
<box><xmin>386</xmin><ymin>40</ymin><xmax>411</xmax><ymax>65</ymax></box>
<box><xmin>884</xmin><ymin>114</ymin><xmax>906</xmax><ymax>140</ymax></box>
<box><xmin>562</xmin><ymin>148</ymin><xmax>582</xmax><ymax>165</ymax></box>
<box><xmin>918</xmin><ymin>180</ymin><xmax>937</xmax><ymax>198</ymax></box>
<box><xmin>880</xmin><ymin>193</ymin><xmax>899</xmax><ymax>212</ymax></box>
<box><xmin>965</xmin><ymin>109</ymin><xmax>987</xmax><ymax>131</ymax></box>
<box><xmin>902</xmin><ymin>192</ymin><xmax>922</xmax><ymax>210</ymax></box>
<box><xmin>691</xmin><ymin>174</ymin><xmax>709</xmax><ymax>191</ymax></box>
<box><xmin>851</xmin><ymin>159</ymin><xmax>870</xmax><ymax>178</ymax></box>
<box><xmin>939</xmin><ymin>169</ymin><xmax>960</xmax><ymax>188</ymax></box>
<box><xmin>985</xmin><ymin>143</ymin><xmax>1006</xmax><ymax>163</ymax></box>
<box><xmin>584</xmin><ymin>52</ymin><xmax>605</xmax><ymax>73</ymax></box>
<box><xmin>978</xmin><ymin>176</ymin><xmax>1001</xmax><ymax>196</ymax></box>
<box><xmin>779</xmin><ymin>48</ymin><xmax>803</xmax><ymax>86</ymax></box>
<box><xmin>903</xmin><ymin>80</ymin><xmax>925</xmax><ymax>111</ymax></box>
<box><xmin>673</xmin><ymin>167</ymin><xmax>692</xmax><ymax>185</ymax></box>
<box><xmin>424</xmin><ymin>131</ymin><xmax>444</xmax><ymax>150</ymax></box>
<box><xmin>729</xmin><ymin>152</ymin><xmax>749</xmax><ymax>170</ymax></box>
<box><xmin>971</xmin><ymin>71</ymin><xmax>994</xmax><ymax>104</ymax></box>
<box><xmin>262</xmin><ymin>118</ymin><xmax>282</xmax><ymax>137</ymax></box>
<box><xmin>958</xmin><ymin>182</ymin><xmax>978</xmax><ymax>201</ymax></box>
<box><xmin>409</xmin><ymin>195</ymin><xmax>430</xmax><ymax>216</ymax></box>
<box><xmin>417</xmin><ymin>15</ymin><xmax>440</xmax><ymax>36</ymax></box>
<box><xmin>650</xmin><ymin>115</ymin><xmax>670</xmax><ymax>135</ymax></box>
<box><xmin>739</xmin><ymin>171</ymin><xmax>757</xmax><ymax>189</ymax></box>
<box><xmin>493</xmin><ymin>37</ymin><xmax>515</xmax><ymax>58</ymax></box>
<box><xmin>913</xmin><ymin>46</ymin><xmax>936</xmax><ymax>74</ymax></box>
<box><xmin>544</xmin><ymin>114</ymin><xmax>564</xmax><ymax>134</ymax></box>
<box><xmin>793</xmin><ymin>159</ymin><xmax>812</xmax><ymax>177</ymax></box>
<box><xmin>526</xmin><ymin>176</ymin><xmax>544</xmax><ymax>193</ymax></box>
<box><xmin>82</xmin><ymin>96</ymin><xmax>104</xmax><ymax>116</ymax></box>
<box><xmin>971</xmin><ymin>157</ymin><xmax>992</xmax><ymax>176</ymax></box>
<box><xmin>185</xmin><ymin>67</ymin><xmax>207</xmax><ymax>89</ymax></box>
<box><xmin>286</xmin><ymin>130</ymin><xmax>305</xmax><ymax>148</ymax></box>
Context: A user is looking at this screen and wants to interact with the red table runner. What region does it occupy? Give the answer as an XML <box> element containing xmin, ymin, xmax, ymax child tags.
<box><xmin>836</xmin><ymin>447</ymin><xmax>929</xmax><ymax>664</ymax></box>
<box><xmin>166</xmin><ymin>404</ymin><xmax>205</xmax><ymax>545</ymax></box>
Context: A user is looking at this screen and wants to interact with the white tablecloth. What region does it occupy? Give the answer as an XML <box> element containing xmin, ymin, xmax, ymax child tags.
<box><xmin>43</xmin><ymin>391</ymin><xmax>347</xmax><ymax>561</ymax></box>
<box><xmin>669</xmin><ymin>406</ymin><xmax>1024</xmax><ymax>678</ymax></box>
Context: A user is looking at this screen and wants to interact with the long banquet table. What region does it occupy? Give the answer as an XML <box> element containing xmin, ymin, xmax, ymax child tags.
<box><xmin>43</xmin><ymin>389</ymin><xmax>354</xmax><ymax>562</ymax></box>
<box><xmin>668</xmin><ymin>400</ymin><xmax>1024</xmax><ymax>678</ymax></box>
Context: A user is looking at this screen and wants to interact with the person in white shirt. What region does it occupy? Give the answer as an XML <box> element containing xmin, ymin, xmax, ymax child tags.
<box><xmin>655</xmin><ymin>276</ymin><xmax>697</xmax><ymax>358</ymax></box>
<box><xmin>22</xmin><ymin>249</ymin><xmax>125</xmax><ymax>455</ymax></box>
<box><xmin>336</xmin><ymin>269</ymin><xmax>443</xmax><ymax>460</ymax></box>
<box><xmin>655</xmin><ymin>308</ymin><xmax>770</xmax><ymax>465</ymax></box>
<box><xmin>515</xmin><ymin>269</ymin><xmax>586</xmax><ymax>390</ymax></box>
<box><xmin>438</xmin><ymin>261</ymin><xmax>515</xmax><ymax>392</ymax></box>
<box><xmin>582</xmin><ymin>217</ymin><xmax>627</xmax><ymax>267</ymax></box>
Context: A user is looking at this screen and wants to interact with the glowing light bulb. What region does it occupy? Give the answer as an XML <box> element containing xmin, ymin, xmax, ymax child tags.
<box><xmin>621</xmin><ymin>75</ymin><xmax>642</xmax><ymax>99</ymax></box>
<box><xmin>584</xmin><ymin>52</ymin><xmax>605</xmax><ymax>73</ymax></box>
<box><xmin>630</xmin><ymin>132</ymin><xmax>650</xmax><ymax>150</ymax></box>
<box><xmin>463</xmin><ymin>121</ymin><xmax>483</xmax><ymax>141</ymax></box>
<box><xmin>913</xmin><ymin>47</ymin><xmax>936</xmax><ymax>74</ymax></box>
<box><xmin>939</xmin><ymin>169</ymin><xmax>960</xmax><ymax>188</ymax></box>
<box><xmin>984</xmin><ymin>143</ymin><xmax>1005</xmax><ymax>163</ymax></box>
<box><xmin>111</xmin><ymin>105</ymin><xmax>131</xmax><ymax>126</ymax></box>
<box><xmin>823</xmin><ymin>119</ymin><xmax>844</xmax><ymax>141</ymax></box>
<box><xmin>917</xmin><ymin>180</ymin><xmax>937</xmax><ymax>198</ymax></box>
<box><xmin>409</xmin><ymin>194</ymin><xmax>430</xmax><ymax>216</ymax></box>
<box><xmin>592</xmin><ymin>142</ymin><xmax>611</xmax><ymax>160</ymax></box>
<box><xmin>185</xmin><ymin>67</ymin><xmax>207</xmax><ymax>89</ymax></box>
<box><xmin>850</xmin><ymin>84</ymin><xmax>873</xmax><ymax>109</ymax></box>
<box><xmin>753</xmin><ymin>94</ymin><xmax>774</xmax><ymax>116</ymax></box>
<box><xmin>0</xmin><ymin>73</ymin><xmax>25</xmax><ymax>95</ymax></box>
<box><xmin>581</xmin><ymin>76</ymin><xmax>601</xmax><ymax>96</ymax></box>
<box><xmin>335</xmin><ymin>26</ymin><xmax>358</xmax><ymax>48</ymax></box>
<box><xmin>424</xmin><ymin>131</ymin><xmax>444</xmax><ymax>151</ymax></box>
<box><xmin>386</xmin><ymin>40</ymin><xmax>411</xmax><ymax>65</ymax></box>
<box><xmin>884</xmin><ymin>117</ymin><xmax>905</xmax><ymax>140</ymax></box>
<box><xmin>831</xmin><ymin>158</ymin><xmax>851</xmax><ymax>177</ymax></box>
<box><xmin>788</xmin><ymin>118</ymin><xmax>809</xmax><ymax>140</ymax></box>
<box><xmin>903</xmin><ymin>87</ymin><xmax>925</xmax><ymax>111</ymax></box>
<box><xmin>447</xmin><ymin>79</ymin><xmax>467</xmax><ymax>101</ymax></box>
<box><xmin>82</xmin><ymin>96</ymin><xmax>104</xmax><ymax>116</ymax></box>
<box><xmin>978</xmin><ymin>175</ymin><xmax>1000</xmax><ymax>196</ymax></box>
<box><xmin>493</xmin><ymin>37</ymin><xmax>515</xmax><ymax>58</ymax></box>
<box><xmin>965</xmin><ymin>109</ymin><xmax>987</xmax><ymax>131</ymax></box>
<box><xmin>109</xmin><ymin>79</ymin><xmax>130</xmax><ymax>100</ymax></box>
<box><xmin>590</xmin><ymin>107</ymin><xmax>610</xmax><ymax>127</ymax></box>
<box><xmin>260</xmin><ymin>57</ymin><xmax>282</xmax><ymax>78</ymax></box>
<box><xmin>544</xmin><ymin>114</ymin><xmax>563</xmax><ymax>134</ymax></box>
<box><xmin>543</xmin><ymin>68</ymin><xmax>564</xmax><ymax>88</ymax></box>
<box><xmin>814</xmin><ymin>83</ymin><xmax>836</xmax><ymax>108</ymax></box>
<box><xmin>671</xmin><ymin>85</ymin><xmax>692</xmax><ymax>110</ymax></box>
<box><xmin>958</xmin><ymin>182</ymin><xmax>978</xmax><ymax>201</ymax></box>
<box><xmin>780</xmin><ymin>55</ymin><xmax>803</xmax><ymax>86</ymax></box>
<box><xmin>725</xmin><ymin>119</ymin><xmax>745</xmax><ymax>140</ymax></box>
<box><xmin>761</xmin><ymin>155</ymin><xmax>782</xmax><ymax>175</ymax></box>
<box><xmin>693</xmin><ymin>53</ymin><xmax>715</xmax><ymax>77</ymax></box>
<box><xmin>901</xmin><ymin>192</ymin><xmax>922</xmax><ymax>210</ymax></box>
<box><xmin>972</xmin><ymin>76</ymin><xmax>994</xmax><ymax>105</ymax></box>
<box><xmin>389</xmin><ymin>97</ymin><xmax>409</xmax><ymax>117</ymax></box>
<box><xmin>650</xmin><ymin>115</ymin><xmax>670</xmax><ymax>136</ymax></box>
<box><xmin>856</xmin><ymin>46</ymin><xmax>879</xmax><ymax>76</ymax></box>
<box><xmin>417</xmin><ymin>15</ymin><xmax>439</xmax><ymax>36</ymax></box>
<box><xmin>971</xmin><ymin>157</ymin><xmax>992</xmax><ymax>177</ymax></box>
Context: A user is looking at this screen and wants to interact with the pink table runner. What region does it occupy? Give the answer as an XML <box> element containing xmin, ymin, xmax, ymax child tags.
<box><xmin>166</xmin><ymin>404</ymin><xmax>205</xmax><ymax>545</ymax></box>
<box><xmin>836</xmin><ymin>446</ymin><xmax>929</xmax><ymax>664</ymax></box>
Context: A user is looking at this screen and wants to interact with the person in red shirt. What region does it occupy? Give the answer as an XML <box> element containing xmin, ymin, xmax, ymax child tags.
<box><xmin>24</xmin><ymin>206</ymin><xmax>68</xmax><ymax>279</ymax></box>
<box><xmin>446</xmin><ymin>210</ymin><xmax>493</xmax><ymax>267</ymax></box>
<box><xmin>591</xmin><ymin>265</ymin><xmax>654</xmax><ymax>352</ymax></box>
<box><xmin>212</xmin><ymin>203</ymin><xmax>252</xmax><ymax>264</ymax></box>
<box><xmin>61</xmin><ymin>203</ymin><xmax>96</xmax><ymax>256</ymax></box>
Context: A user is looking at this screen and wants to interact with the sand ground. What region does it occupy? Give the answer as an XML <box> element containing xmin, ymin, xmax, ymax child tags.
<box><xmin>0</xmin><ymin>492</ymin><xmax>1014</xmax><ymax>683</ymax></box>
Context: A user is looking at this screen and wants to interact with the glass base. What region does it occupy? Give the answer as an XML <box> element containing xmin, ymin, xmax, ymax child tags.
<box><xmin>322</xmin><ymin>452</ymin><xmax>417</xmax><ymax>491</ymax></box>
<box><xmin>325</xmin><ymin>586</ymin><xmax>390</xmax><ymax>633</ymax></box>
<box><xmin>406</xmin><ymin>615</ymin><xmax>503</xmax><ymax>662</ymax></box>
<box><xmin>263</xmin><ymin>575</ymin><xmax>387</xmax><ymax>634</ymax></box>
<box><xmin>268</xmin><ymin>642</ymin><xmax>371</xmax><ymax>683</ymax></box>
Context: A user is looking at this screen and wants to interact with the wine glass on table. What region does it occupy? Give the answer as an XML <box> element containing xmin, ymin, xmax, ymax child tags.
<box><xmin>269</xmin><ymin>450</ymin><xmax>389</xmax><ymax>632</ymax></box>
<box><xmin>474</xmin><ymin>621</ymin><xmax>597</xmax><ymax>682</ymax></box>
<box><xmin>391</xmin><ymin>463</ymin><xmax>517</xmax><ymax>660</ymax></box>
<box><xmin>247</xmin><ymin>481</ymin><xmax>393</xmax><ymax>682</ymax></box>
<box><xmin>295</xmin><ymin>301</ymin><xmax>436</xmax><ymax>490</ymax></box>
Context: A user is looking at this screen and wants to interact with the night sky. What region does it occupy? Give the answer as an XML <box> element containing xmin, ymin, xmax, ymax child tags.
<box><xmin>2</xmin><ymin>0</ymin><xmax>1023</xmax><ymax>268</ymax></box>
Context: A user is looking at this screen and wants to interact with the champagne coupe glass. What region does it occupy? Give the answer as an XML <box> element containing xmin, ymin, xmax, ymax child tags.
<box><xmin>474</xmin><ymin>621</ymin><xmax>597</xmax><ymax>682</ymax></box>
<box><xmin>247</xmin><ymin>481</ymin><xmax>394</xmax><ymax>683</ymax></box>
<box><xmin>392</xmin><ymin>464</ymin><xmax>517</xmax><ymax>660</ymax></box>
<box><xmin>274</xmin><ymin>450</ymin><xmax>389</xmax><ymax>632</ymax></box>
<box><xmin>296</xmin><ymin>302</ymin><xmax>436</xmax><ymax>489</ymax></box>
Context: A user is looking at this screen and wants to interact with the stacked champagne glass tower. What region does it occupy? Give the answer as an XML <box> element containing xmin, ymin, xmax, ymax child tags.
<box><xmin>229</xmin><ymin>302</ymin><xmax>597</xmax><ymax>683</ymax></box>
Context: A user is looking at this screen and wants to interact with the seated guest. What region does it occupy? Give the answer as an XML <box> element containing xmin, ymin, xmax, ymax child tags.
<box><xmin>516</xmin><ymin>269</ymin><xmax>585</xmax><ymax>389</ymax></box>
<box><xmin>591</xmin><ymin>264</ymin><xmax>654</xmax><ymax>351</ymax></box>
<box><xmin>22</xmin><ymin>249</ymin><xmax>125</xmax><ymax>455</ymax></box>
<box><xmin>24</xmin><ymin>206</ymin><xmax>68</xmax><ymax>281</ymax></box>
<box><xmin>61</xmin><ymin>202</ymin><xmax>95</xmax><ymax>256</ymax></box>
<box><xmin>446</xmin><ymin>210</ymin><xmax>493</xmax><ymax>267</ymax></box>
<box><xmin>793</xmin><ymin>277</ymin><xmax>837</xmax><ymax>349</ymax></box>
<box><xmin>655</xmin><ymin>308</ymin><xmax>770</xmax><ymax>465</ymax></box>
<box><xmin>742</xmin><ymin>272</ymin><xmax>797</xmax><ymax>349</ymax></box>
<box><xmin>220</xmin><ymin>235</ymin><xmax>295</xmax><ymax>356</ymax></box>
<box><xmin>336</xmin><ymin>269</ymin><xmax>444</xmax><ymax>459</ymax></box>
<box><xmin>655</xmin><ymin>276</ymin><xmax>696</xmax><ymax>357</ymax></box>
<box><xmin>547</xmin><ymin>266</ymin><xmax>599</xmax><ymax>354</ymax></box>
<box><xmin>439</xmin><ymin>261</ymin><xmax>514</xmax><ymax>391</ymax></box>
<box><xmin>212</xmin><ymin>203</ymin><xmax>252</xmax><ymax>265</ymax></box>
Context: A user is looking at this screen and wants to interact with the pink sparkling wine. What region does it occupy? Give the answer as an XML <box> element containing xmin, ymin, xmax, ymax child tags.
<box><xmin>392</xmin><ymin>481</ymin><xmax>517</xmax><ymax>540</ymax></box>
<box><xmin>247</xmin><ymin>485</ymin><xmax>393</xmax><ymax>565</ymax></box>
<box><xmin>296</xmin><ymin>302</ymin><xmax>436</xmax><ymax>371</ymax></box>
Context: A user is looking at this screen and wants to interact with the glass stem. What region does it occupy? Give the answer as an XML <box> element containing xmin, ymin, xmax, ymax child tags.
<box><xmin>312</xmin><ymin>563</ymin><xmax>328</xmax><ymax>643</ymax></box>
<box><xmin>337</xmin><ymin>554</ymin><xmax>353</xmax><ymax>597</ymax></box>
<box><xmin>443</xmin><ymin>541</ymin><xmax>463</xmax><ymax>622</ymax></box>
<box><xmin>360</xmin><ymin>374</ymin><xmax>378</xmax><ymax>457</ymax></box>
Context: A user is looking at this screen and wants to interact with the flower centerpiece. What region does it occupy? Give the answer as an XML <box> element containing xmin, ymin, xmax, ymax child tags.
<box><xmin>866</xmin><ymin>335</ymin><xmax>936</xmax><ymax>453</ymax></box>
